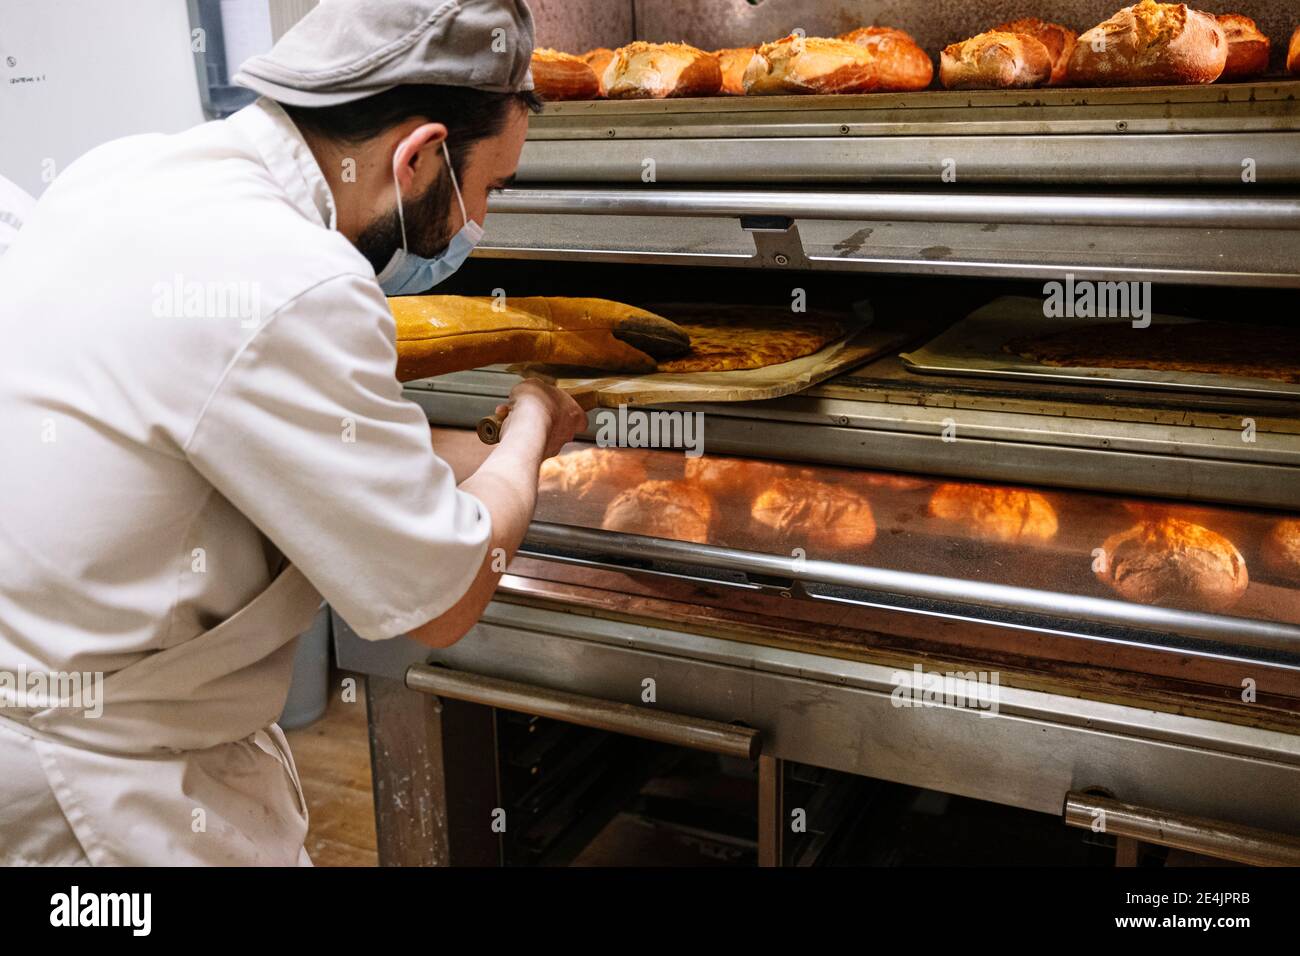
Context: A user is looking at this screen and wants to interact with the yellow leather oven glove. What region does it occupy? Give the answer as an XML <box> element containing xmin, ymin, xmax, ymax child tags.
<box><xmin>389</xmin><ymin>295</ymin><xmax>690</xmax><ymax>382</ymax></box>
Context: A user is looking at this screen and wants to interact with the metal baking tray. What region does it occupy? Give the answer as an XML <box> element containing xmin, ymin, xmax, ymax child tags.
<box><xmin>901</xmin><ymin>295</ymin><xmax>1300</xmax><ymax>399</ymax></box>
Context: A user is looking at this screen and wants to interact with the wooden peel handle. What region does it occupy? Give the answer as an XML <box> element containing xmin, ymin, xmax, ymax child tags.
<box><xmin>477</xmin><ymin>387</ymin><xmax>601</xmax><ymax>445</ymax></box>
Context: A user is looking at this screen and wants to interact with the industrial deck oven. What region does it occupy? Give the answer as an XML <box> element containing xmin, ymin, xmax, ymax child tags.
<box><xmin>336</xmin><ymin>0</ymin><xmax>1300</xmax><ymax>867</ymax></box>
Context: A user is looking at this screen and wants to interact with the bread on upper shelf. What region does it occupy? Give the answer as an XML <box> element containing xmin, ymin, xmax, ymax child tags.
<box><xmin>530</xmin><ymin>48</ymin><xmax>600</xmax><ymax>100</ymax></box>
<box><xmin>992</xmin><ymin>17</ymin><xmax>1079</xmax><ymax>84</ymax></box>
<box><xmin>940</xmin><ymin>30</ymin><xmax>1054</xmax><ymax>89</ymax></box>
<box><xmin>743</xmin><ymin>34</ymin><xmax>883</xmax><ymax>95</ymax></box>
<box><xmin>603</xmin><ymin>41</ymin><xmax>723</xmax><ymax>99</ymax></box>
<box><xmin>581</xmin><ymin>47</ymin><xmax>616</xmax><ymax>96</ymax></box>
<box><xmin>1215</xmin><ymin>13</ymin><xmax>1270</xmax><ymax>80</ymax></box>
<box><xmin>1288</xmin><ymin>25</ymin><xmax>1300</xmax><ymax>74</ymax></box>
<box><xmin>1067</xmin><ymin>1</ymin><xmax>1228</xmax><ymax>86</ymax></box>
<box><xmin>837</xmin><ymin>26</ymin><xmax>934</xmax><ymax>91</ymax></box>
<box><xmin>714</xmin><ymin>47</ymin><xmax>758</xmax><ymax>95</ymax></box>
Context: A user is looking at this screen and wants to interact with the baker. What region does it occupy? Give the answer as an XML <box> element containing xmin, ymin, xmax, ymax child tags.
<box><xmin>0</xmin><ymin>0</ymin><xmax>646</xmax><ymax>865</ymax></box>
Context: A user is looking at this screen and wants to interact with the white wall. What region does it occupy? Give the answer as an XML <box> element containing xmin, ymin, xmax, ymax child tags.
<box><xmin>0</xmin><ymin>0</ymin><xmax>207</xmax><ymax>197</ymax></box>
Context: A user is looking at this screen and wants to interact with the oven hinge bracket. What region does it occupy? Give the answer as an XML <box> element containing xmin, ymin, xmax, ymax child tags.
<box><xmin>740</xmin><ymin>215</ymin><xmax>811</xmax><ymax>270</ymax></box>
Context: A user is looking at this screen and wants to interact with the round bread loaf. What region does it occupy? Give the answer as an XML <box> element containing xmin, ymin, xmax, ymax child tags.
<box><xmin>744</xmin><ymin>34</ymin><xmax>882</xmax><ymax>95</ymax></box>
<box><xmin>714</xmin><ymin>47</ymin><xmax>758</xmax><ymax>95</ymax></box>
<box><xmin>602</xmin><ymin>480</ymin><xmax>715</xmax><ymax>543</ymax></box>
<box><xmin>530</xmin><ymin>49</ymin><xmax>600</xmax><ymax>100</ymax></box>
<box><xmin>1215</xmin><ymin>14</ymin><xmax>1270</xmax><ymax>80</ymax></box>
<box><xmin>1288</xmin><ymin>26</ymin><xmax>1300</xmax><ymax>75</ymax></box>
<box><xmin>1096</xmin><ymin>518</ymin><xmax>1248</xmax><ymax>612</ymax></box>
<box><xmin>581</xmin><ymin>47</ymin><xmax>616</xmax><ymax>96</ymax></box>
<box><xmin>993</xmin><ymin>17</ymin><xmax>1079</xmax><ymax>84</ymax></box>
<box><xmin>940</xmin><ymin>31</ymin><xmax>1054</xmax><ymax>89</ymax></box>
<box><xmin>685</xmin><ymin>455</ymin><xmax>814</xmax><ymax>497</ymax></box>
<box><xmin>1261</xmin><ymin>518</ymin><xmax>1300</xmax><ymax>582</ymax></box>
<box><xmin>539</xmin><ymin>446</ymin><xmax>648</xmax><ymax>505</ymax></box>
<box><xmin>838</xmin><ymin>26</ymin><xmax>934</xmax><ymax>91</ymax></box>
<box><xmin>1067</xmin><ymin>2</ymin><xmax>1228</xmax><ymax>86</ymax></box>
<box><xmin>603</xmin><ymin>42</ymin><xmax>722</xmax><ymax>99</ymax></box>
<box><xmin>751</xmin><ymin>478</ymin><xmax>877</xmax><ymax>551</ymax></box>
<box><xmin>928</xmin><ymin>483</ymin><xmax>1059</xmax><ymax>543</ymax></box>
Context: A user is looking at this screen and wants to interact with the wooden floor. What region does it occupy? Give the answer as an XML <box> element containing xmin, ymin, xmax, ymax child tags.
<box><xmin>285</xmin><ymin>671</ymin><xmax>379</xmax><ymax>867</ymax></box>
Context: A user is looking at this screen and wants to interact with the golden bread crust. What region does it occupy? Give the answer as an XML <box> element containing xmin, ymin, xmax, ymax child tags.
<box><xmin>993</xmin><ymin>17</ymin><xmax>1079</xmax><ymax>84</ymax></box>
<box><xmin>713</xmin><ymin>47</ymin><xmax>758</xmax><ymax>95</ymax></box>
<box><xmin>743</xmin><ymin>34</ymin><xmax>882</xmax><ymax>95</ymax></box>
<box><xmin>940</xmin><ymin>31</ymin><xmax>1054</xmax><ymax>89</ymax></box>
<box><xmin>1096</xmin><ymin>518</ymin><xmax>1248</xmax><ymax>611</ymax></box>
<box><xmin>928</xmin><ymin>484</ymin><xmax>1059</xmax><ymax>543</ymax></box>
<box><xmin>602</xmin><ymin>480</ymin><xmax>716</xmax><ymax>543</ymax></box>
<box><xmin>1067</xmin><ymin>1</ymin><xmax>1228</xmax><ymax>86</ymax></box>
<box><xmin>1262</xmin><ymin>518</ymin><xmax>1300</xmax><ymax>582</ymax></box>
<box><xmin>603</xmin><ymin>41</ymin><xmax>723</xmax><ymax>99</ymax></box>
<box><xmin>751</xmin><ymin>478</ymin><xmax>877</xmax><ymax>551</ymax></box>
<box><xmin>531</xmin><ymin>48</ymin><xmax>600</xmax><ymax>100</ymax></box>
<box><xmin>837</xmin><ymin>26</ymin><xmax>934</xmax><ymax>90</ymax></box>
<box><xmin>1215</xmin><ymin>14</ymin><xmax>1270</xmax><ymax>79</ymax></box>
<box><xmin>539</xmin><ymin>447</ymin><xmax>648</xmax><ymax>503</ymax></box>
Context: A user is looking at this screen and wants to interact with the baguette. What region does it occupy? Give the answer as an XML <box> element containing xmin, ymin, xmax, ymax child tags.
<box><xmin>838</xmin><ymin>26</ymin><xmax>934</xmax><ymax>91</ymax></box>
<box><xmin>1067</xmin><ymin>1</ymin><xmax>1227</xmax><ymax>86</ymax></box>
<box><xmin>1289</xmin><ymin>25</ymin><xmax>1300</xmax><ymax>74</ymax></box>
<box><xmin>389</xmin><ymin>296</ymin><xmax>689</xmax><ymax>381</ymax></box>
<box><xmin>744</xmin><ymin>34</ymin><xmax>881</xmax><ymax>95</ymax></box>
<box><xmin>940</xmin><ymin>31</ymin><xmax>1054</xmax><ymax>89</ymax></box>
<box><xmin>714</xmin><ymin>47</ymin><xmax>758</xmax><ymax>95</ymax></box>
<box><xmin>530</xmin><ymin>49</ymin><xmax>600</xmax><ymax>100</ymax></box>
<box><xmin>603</xmin><ymin>41</ymin><xmax>722</xmax><ymax>99</ymax></box>
<box><xmin>993</xmin><ymin>17</ymin><xmax>1078</xmax><ymax>84</ymax></box>
<box><xmin>581</xmin><ymin>47</ymin><xmax>616</xmax><ymax>95</ymax></box>
<box><xmin>1216</xmin><ymin>14</ymin><xmax>1270</xmax><ymax>80</ymax></box>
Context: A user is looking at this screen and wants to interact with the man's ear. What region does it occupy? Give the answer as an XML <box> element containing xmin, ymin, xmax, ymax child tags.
<box><xmin>393</xmin><ymin>122</ymin><xmax>449</xmax><ymax>192</ymax></box>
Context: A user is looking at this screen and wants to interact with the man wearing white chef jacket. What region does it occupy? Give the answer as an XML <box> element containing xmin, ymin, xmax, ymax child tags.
<box><xmin>0</xmin><ymin>0</ymin><xmax>590</xmax><ymax>865</ymax></box>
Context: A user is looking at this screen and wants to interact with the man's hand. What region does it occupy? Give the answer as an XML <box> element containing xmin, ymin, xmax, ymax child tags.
<box><xmin>494</xmin><ymin>379</ymin><xmax>587</xmax><ymax>460</ymax></box>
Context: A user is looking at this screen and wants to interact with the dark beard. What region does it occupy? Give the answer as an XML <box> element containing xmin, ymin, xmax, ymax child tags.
<box><xmin>355</xmin><ymin>166</ymin><xmax>456</xmax><ymax>276</ymax></box>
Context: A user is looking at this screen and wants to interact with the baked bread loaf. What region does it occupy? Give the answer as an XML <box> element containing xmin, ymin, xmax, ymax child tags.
<box><xmin>1215</xmin><ymin>14</ymin><xmax>1270</xmax><ymax>79</ymax></box>
<box><xmin>993</xmin><ymin>17</ymin><xmax>1079</xmax><ymax>84</ymax></box>
<box><xmin>603</xmin><ymin>42</ymin><xmax>722</xmax><ymax>99</ymax></box>
<box><xmin>539</xmin><ymin>447</ymin><xmax>648</xmax><ymax>505</ymax></box>
<box><xmin>390</xmin><ymin>296</ymin><xmax>689</xmax><ymax>381</ymax></box>
<box><xmin>940</xmin><ymin>31</ymin><xmax>1054</xmax><ymax>89</ymax></box>
<box><xmin>602</xmin><ymin>480</ymin><xmax>715</xmax><ymax>543</ymax></box>
<box><xmin>530</xmin><ymin>49</ymin><xmax>600</xmax><ymax>100</ymax></box>
<box><xmin>581</xmin><ymin>48</ymin><xmax>616</xmax><ymax>95</ymax></box>
<box><xmin>1067</xmin><ymin>1</ymin><xmax>1228</xmax><ymax>86</ymax></box>
<box><xmin>1261</xmin><ymin>518</ymin><xmax>1300</xmax><ymax>583</ymax></box>
<box><xmin>1289</xmin><ymin>25</ymin><xmax>1300</xmax><ymax>74</ymax></box>
<box><xmin>744</xmin><ymin>34</ymin><xmax>882</xmax><ymax>95</ymax></box>
<box><xmin>685</xmin><ymin>455</ymin><xmax>814</xmax><ymax>497</ymax></box>
<box><xmin>838</xmin><ymin>26</ymin><xmax>934</xmax><ymax>90</ymax></box>
<box><xmin>928</xmin><ymin>483</ymin><xmax>1059</xmax><ymax>543</ymax></box>
<box><xmin>1096</xmin><ymin>518</ymin><xmax>1248</xmax><ymax>612</ymax></box>
<box><xmin>751</xmin><ymin>479</ymin><xmax>877</xmax><ymax>551</ymax></box>
<box><xmin>714</xmin><ymin>47</ymin><xmax>758</xmax><ymax>95</ymax></box>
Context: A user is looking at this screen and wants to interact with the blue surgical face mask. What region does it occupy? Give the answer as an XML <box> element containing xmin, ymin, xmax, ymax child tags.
<box><xmin>376</xmin><ymin>141</ymin><xmax>485</xmax><ymax>295</ymax></box>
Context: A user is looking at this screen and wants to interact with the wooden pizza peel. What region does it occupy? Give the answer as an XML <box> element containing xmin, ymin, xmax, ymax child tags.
<box><xmin>476</xmin><ymin>304</ymin><xmax>909</xmax><ymax>443</ymax></box>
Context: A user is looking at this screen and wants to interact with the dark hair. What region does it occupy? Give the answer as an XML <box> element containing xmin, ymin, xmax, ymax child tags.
<box><xmin>281</xmin><ymin>84</ymin><xmax>542</xmax><ymax>179</ymax></box>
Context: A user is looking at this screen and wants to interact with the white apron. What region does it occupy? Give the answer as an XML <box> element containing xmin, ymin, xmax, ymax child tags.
<box><xmin>0</xmin><ymin>563</ymin><xmax>321</xmax><ymax>866</ymax></box>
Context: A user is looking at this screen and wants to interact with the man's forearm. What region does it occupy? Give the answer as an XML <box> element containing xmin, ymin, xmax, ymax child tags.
<box><xmin>407</xmin><ymin>421</ymin><xmax>548</xmax><ymax>647</ymax></box>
